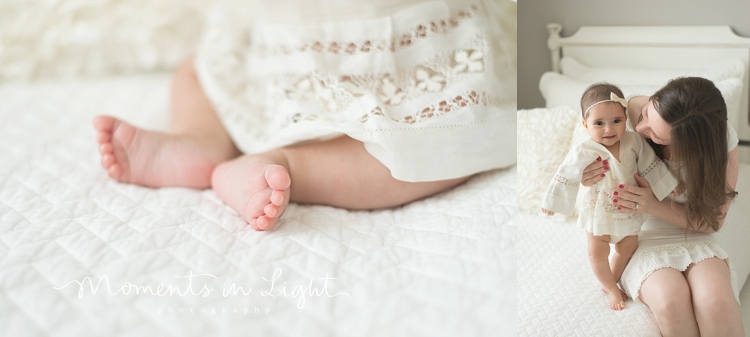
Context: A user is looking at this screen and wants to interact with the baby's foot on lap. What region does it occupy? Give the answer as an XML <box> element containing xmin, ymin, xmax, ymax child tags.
<box><xmin>211</xmin><ymin>156</ymin><xmax>291</xmax><ymax>231</ymax></box>
<box><xmin>93</xmin><ymin>116</ymin><xmax>220</xmax><ymax>188</ymax></box>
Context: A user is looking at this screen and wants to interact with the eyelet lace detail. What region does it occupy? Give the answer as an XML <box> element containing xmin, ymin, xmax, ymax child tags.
<box><xmin>359</xmin><ymin>90</ymin><xmax>491</xmax><ymax>124</ymax></box>
<box><xmin>553</xmin><ymin>174</ymin><xmax>576</xmax><ymax>186</ymax></box>
<box><xmin>580</xmin><ymin>186</ymin><xmax>643</xmax><ymax>222</ymax></box>
<box><xmin>250</xmin><ymin>4</ymin><xmax>481</xmax><ymax>56</ymax></box>
<box><xmin>640</xmin><ymin>158</ymin><xmax>662</xmax><ymax>177</ymax></box>
<box><xmin>251</xmin><ymin>32</ymin><xmax>498</xmax><ymax>126</ymax></box>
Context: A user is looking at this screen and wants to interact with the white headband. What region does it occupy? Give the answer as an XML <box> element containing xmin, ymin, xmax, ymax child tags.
<box><xmin>584</xmin><ymin>92</ymin><xmax>627</xmax><ymax>117</ymax></box>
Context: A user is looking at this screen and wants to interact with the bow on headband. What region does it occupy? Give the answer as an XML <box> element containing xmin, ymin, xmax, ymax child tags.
<box><xmin>584</xmin><ymin>92</ymin><xmax>627</xmax><ymax>117</ymax></box>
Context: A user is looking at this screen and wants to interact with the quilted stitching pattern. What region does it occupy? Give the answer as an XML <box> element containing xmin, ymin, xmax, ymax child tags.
<box><xmin>0</xmin><ymin>74</ymin><xmax>515</xmax><ymax>337</ymax></box>
<box><xmin>517</xmin><ymin>213</ymin><xmax>660</xmax><ymax>337</ymax></box>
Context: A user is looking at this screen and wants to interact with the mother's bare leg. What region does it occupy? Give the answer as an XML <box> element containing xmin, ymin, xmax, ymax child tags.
<box><xmin>639</xmin><ymin>268</ymin><xmax>699</xmax><ymax>337</ymax></box>
<box><xmin>94</xmin><ymin>58</ymin><xmax>240</xmax><ymax>188</ymax></box>
<box><xmin>685</xmin><ymin>258</ymin><xmax>744</xmax><ymax>337</ymax></box>
<box><xmin>211</xmin><ymin>136</ymin><xmax>470</xmax><ymax>230</ymax></box>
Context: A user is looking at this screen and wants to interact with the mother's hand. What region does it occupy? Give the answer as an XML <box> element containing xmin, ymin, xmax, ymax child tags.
<box><xmin>581</xmin><ymin>156</ymin><xmax>609</xmax><ymax>187</ymax></box>
<box><xmin>615</xmin><ymin>174</ymin><xmax>657</xmax><ymax>214</ymax></box>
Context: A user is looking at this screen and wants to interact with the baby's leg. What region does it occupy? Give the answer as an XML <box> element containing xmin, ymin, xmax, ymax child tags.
<box><xmin>211</xmin><ymin>136</ymin><xmax>470</xmax><ymax>231</ymax></box>
<box><xmin>611</xmin><ymin>235</ymin><xmax>638</xmax><ymax>284</ymax></box>
<box><xmin>94</xmin><ymin>57</ymin><xmax>240</xmax><ymax>188</ymax></box>
<box><xmin>587</xmin><ymin>232</ymin><xmax>625</xmax><ymax>310</ymax></box>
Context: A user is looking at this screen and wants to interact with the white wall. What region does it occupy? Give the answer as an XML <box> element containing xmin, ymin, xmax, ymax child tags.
<box><xmin>518</xmin><ymin>0</ymin><xmax>750</xmax><ymax>111</ymax></box>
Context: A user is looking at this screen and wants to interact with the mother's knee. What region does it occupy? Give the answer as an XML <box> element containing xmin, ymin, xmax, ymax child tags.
<box><xmin>642</xmin><ymin>277</ymin><xmax>693</xmax><ymax>323</ymax></box>
<box><xmin>692</xmin><ymin>287</ymin><xmax>738</xmax><ymax>317</ymax></box>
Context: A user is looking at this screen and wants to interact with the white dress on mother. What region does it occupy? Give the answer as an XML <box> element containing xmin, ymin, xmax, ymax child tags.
<box><xmin>620</xmin><ymin>124</ymin><xmax>741</xmax><ymax>303</ymax></box>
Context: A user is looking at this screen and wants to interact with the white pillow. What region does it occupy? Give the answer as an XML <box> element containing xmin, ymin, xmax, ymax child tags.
<box><xmin>539</xmin><ymin>72</ymin><xmax>743</xmax><ymax>127</ymax></box>
<box><xmin>517</xmin><ymin>106</ymin><xmax>580</xmax><ymax>215</ymax></box>
<box><xmin>560</xmin><ymin>57</ymin><xmax>745</xmax><ymax>86</ymax></box>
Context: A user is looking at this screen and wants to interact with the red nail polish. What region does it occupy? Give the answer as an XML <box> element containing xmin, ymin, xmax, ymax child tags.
<box><xmin>596</xmin><ymin>157</ymin><xmax>601</xmax><ymax>161</ymax></box>
<box><xmin>617</xmin><ymin>206</ymin><xmax>622</xmax><ymax>210</ymax></box>
<box><xmin>613</xmin><ymin>191</ymin><xmax>619</xmax><ymax>196</ymax></box>
<box><xmin>604</xmin><ymin>166</ymin><xmax>609</xmax><ymax>170</ymax></box>
<box><xmin>602</xmin><ymin>160</ymin><xmax>608</xmax><ymax>165</ymax></box>
<box><xmin>619</xmin><ymin>184</ymin><xmax>624</xmax><ymax>189</ymax></box>
<box><xmin>600</xmin><ymin>173</ymin><xmax>605</xmax><ymax>177</ymax></box>
<box><xmin>613</xmin><ymin>199</ymin><xmax>618</xmax><ymax>203</ymax></box>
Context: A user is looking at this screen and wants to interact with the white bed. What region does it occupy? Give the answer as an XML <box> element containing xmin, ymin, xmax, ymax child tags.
<box><xmin>518</xmin><ymin>25</ymin><xmax>750</xmax><ymax>336</ymax></box>
<box><xmin>0</xmin><ymin>74</ymin><xmax>516</xmax><ymax>336</ymax></box>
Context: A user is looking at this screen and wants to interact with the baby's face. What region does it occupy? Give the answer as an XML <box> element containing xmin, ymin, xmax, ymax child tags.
<box><xmin>583</xmin><ymin>102</ymin><xmax>627</xmax><ymax>147</ymax></box>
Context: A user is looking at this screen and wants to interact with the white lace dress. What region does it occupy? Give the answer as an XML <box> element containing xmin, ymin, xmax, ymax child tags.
<box><xmin>620</xmin><ymin>125</ymin><xmax>741</xmax><ymax>303</ymax></box>
<box><xmin>192</xmin><ymin>0</ymin><xmax>516</xmax><ymax>182</ymax></box>
<box><xmin>541</xmin><ymin>132</ymin><xmax>678</xmax><ymax>241</ymax></box>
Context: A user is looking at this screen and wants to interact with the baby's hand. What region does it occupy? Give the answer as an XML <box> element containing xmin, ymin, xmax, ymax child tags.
<box><xmin>541</xmin><ymin>208</ymin><xmax>554</xmax><ymax>216</ymax></box>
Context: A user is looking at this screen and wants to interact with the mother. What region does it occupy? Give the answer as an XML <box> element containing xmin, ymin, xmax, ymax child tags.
<box><xmin>582</xmin><ymin>77</ymin><xmax>743</xmax><ymax>336</ymax></box>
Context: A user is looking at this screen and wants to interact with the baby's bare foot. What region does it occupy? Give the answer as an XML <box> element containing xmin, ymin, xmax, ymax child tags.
<box><xmin>93</xmin><ymin>116</ymin><xmax>223</xmax><ymax>188</ymax></box>
<box><xmin>603</xmin><ymin>286</ymin><xmax>626</xmax><ymax>310</ymax></box>
<box><xmin>211</xmin><ymin>155</ymin><xmax>291</xmax><ymax>231</ymax></box>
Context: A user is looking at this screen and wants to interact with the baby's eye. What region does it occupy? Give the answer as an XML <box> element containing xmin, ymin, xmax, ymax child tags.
<box><xmin>614</xmin><ymin>119</ymin><xmax>622</xmax><ymax>124</ymax></box>
<box><xmin>594</xmin><ymin>121</ymin><xmax>603</xmax><ymax>126</ymax></box>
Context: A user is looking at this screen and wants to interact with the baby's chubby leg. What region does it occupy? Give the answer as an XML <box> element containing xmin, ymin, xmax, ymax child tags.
<box><xmin>587</xmin><ymin>232</ymin><xmax>625</xmax><ymax>311</ymax></box>
<box><xmin>611</xmin><ymin>235</ymin><xmax>638</xmax><ymax>285</ymax></box>
<box><xmin>211</xmin><ymin>136</ymin><xmax>470</xmax><ymax>231</ymax></box>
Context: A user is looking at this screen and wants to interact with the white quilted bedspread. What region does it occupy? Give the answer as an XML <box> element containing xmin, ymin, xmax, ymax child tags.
<box><xmin>0</xmin><ymin>74</ymin><xmax>516</xmax><ymax>337</ymax></box>
<box><xmin>517</xmin><ymin>213</ymin><xmax>661</xmax><ymax>337</ymax></box>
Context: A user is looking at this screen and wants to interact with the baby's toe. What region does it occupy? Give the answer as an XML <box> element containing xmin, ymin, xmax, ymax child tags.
<box><xmin>102</xmin><ymin>154</ymin><xmax>117</xmax><ymax>168</ymax></box>
<box><xmin>264</xmin><ymin>203</ymin><xmax>284</xmax><ymax>218</ymax></box>
<box><xmin>270</xmin><ymin>190</ymin><xmax>287</xmax><ymax>206</ymax></box>
<box><xmin>256</xmin><ymin>216</ymin><xmax>278</xmax><ymax>231</ymax></box>
<box><xmin>100</xmin><ymin>143</ymin><xmax>114</xmax><ymax>155</ymax></box>
<box><xmin>97</xmin><ymin>131</ymin><xmax>111</xmax><ymax>144</ymax></box>
<box><xmin>265</xmin><ymin>166</ymin><xmax>291</xmax><ymax>191</ymax></box>
<box><xmin>93</xmin><ymin>116</ymin><xmax>117</xmax><ymax>132</ymax></box>
<box><xmin>107</xmin><ymin>163</ymin><xmax>122</xmax><ymax>180</ymax></box>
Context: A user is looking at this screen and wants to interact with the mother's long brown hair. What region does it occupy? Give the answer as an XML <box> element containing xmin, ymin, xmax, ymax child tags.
<box><xmin>649</xmin><ymin>77</ymin><xmax>738</xmax><ymax>232</ymax></box>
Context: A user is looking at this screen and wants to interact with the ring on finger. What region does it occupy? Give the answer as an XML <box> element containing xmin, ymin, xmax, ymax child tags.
<box><xmin>633</xmin><ymin>202</ymin><xmax>639</xmax><ymax>210</ymax></box>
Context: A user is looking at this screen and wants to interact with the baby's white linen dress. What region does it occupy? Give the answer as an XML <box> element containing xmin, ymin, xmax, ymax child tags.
<box><xmin>621</xmin><ymin>125</ymin><xmax>741</xmax><ymax>303</ymax></box>
<box><xmin>541</xmin><ymin>131</ymin><xmax>678</xmax><ymax>240</ymax></box>
<box><xmin>192</xmin><ymin>0</ymin><xmax>517</xmax><ymax>182</ymax></box>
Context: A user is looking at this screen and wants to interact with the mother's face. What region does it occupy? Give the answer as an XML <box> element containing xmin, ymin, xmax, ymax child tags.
<box><xmin>636</xmin><ymin>100</ymin><xmax>672</xmax><ymax>145</ymax></box>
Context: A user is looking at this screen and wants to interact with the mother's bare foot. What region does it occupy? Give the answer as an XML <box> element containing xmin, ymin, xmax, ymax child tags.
<box><xmin>211</xmin><ymin>155</ymin><xmax>291</xmax><ymax>231</ymax></box>
<box><xmin>93</xmin><ymin>116</ymin><xmax>228</xmax><ymax>188</ymax></box>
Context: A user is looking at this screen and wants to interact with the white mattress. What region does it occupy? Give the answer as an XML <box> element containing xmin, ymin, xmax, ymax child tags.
<box><xmin>0</xmin><ymin>74</ymin><xmax>517</xmax><ymax>337</ymax></box>
<box><xmin>518</xmin><ymin>164</ymin><xmax>750</xmax><ymax>336</ymax></box>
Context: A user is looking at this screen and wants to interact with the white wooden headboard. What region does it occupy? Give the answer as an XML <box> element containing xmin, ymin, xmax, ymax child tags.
<box><xmin>546</xmin><ymin>24</ymin><xmax>750</xmax><ymax>164</ymax></box>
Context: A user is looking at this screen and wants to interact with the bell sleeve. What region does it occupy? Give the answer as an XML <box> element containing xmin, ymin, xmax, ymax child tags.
<box><xmin>541</xmin><ymin>140</ymin><xmax>603</xmax><ymax>216</ymax></box>
<box><xmin>634</xmin><ymin>135</ymin><xmax>678</xmax><ymax>201</ymax></box>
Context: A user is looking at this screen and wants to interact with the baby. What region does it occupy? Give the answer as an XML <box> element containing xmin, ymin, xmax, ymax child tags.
<box><xmin>90</xmin><ymin>0</ymin><xmax>518</xmax><ymax>232</ymax></box>
<box><xmin>541</xmin><ymin>83</ymin><xmax>678</xmax><ymax>311</ymax></box>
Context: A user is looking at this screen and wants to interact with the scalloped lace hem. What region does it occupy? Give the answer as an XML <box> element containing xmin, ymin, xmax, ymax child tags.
<box><xmin>621</xmin><ymin>241</ymin><xmax>739</xmax><ymax>304</ymax></box>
